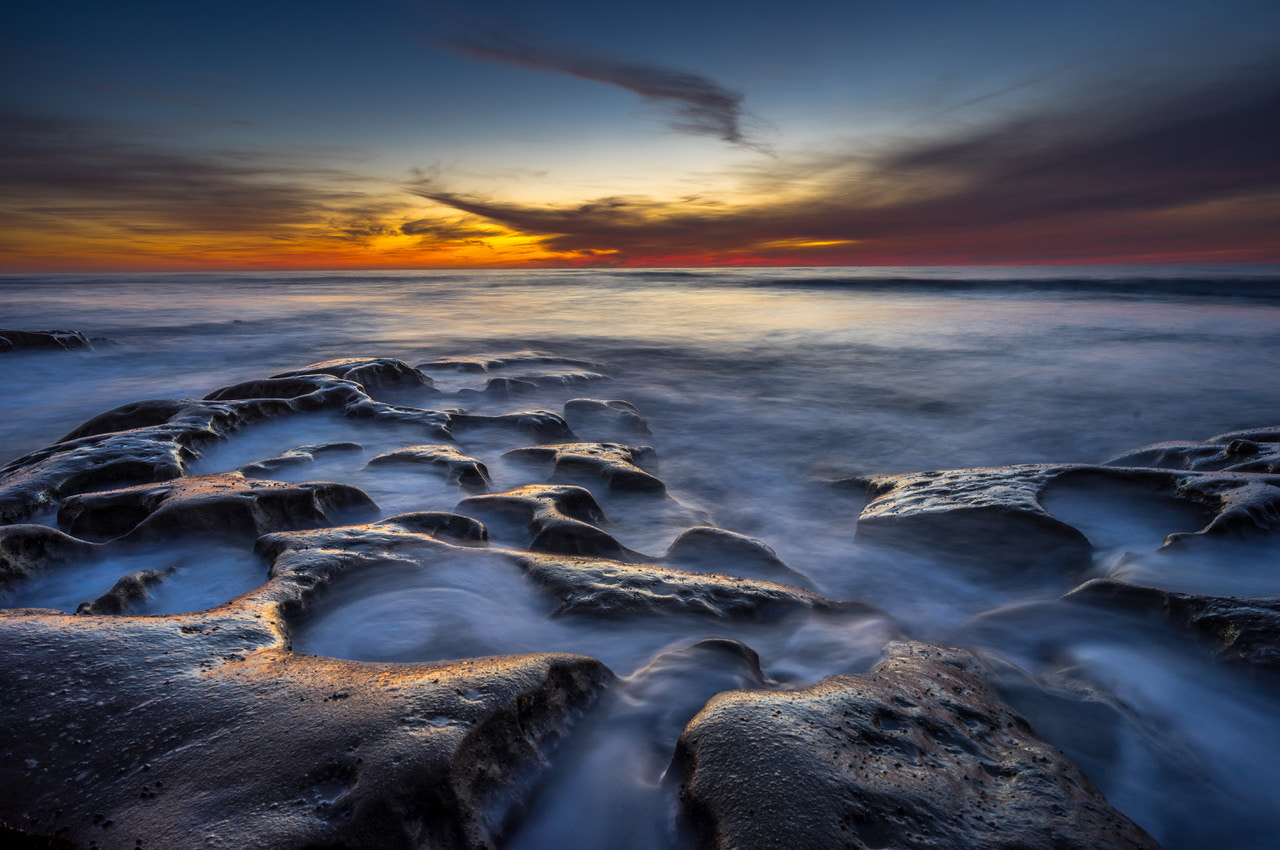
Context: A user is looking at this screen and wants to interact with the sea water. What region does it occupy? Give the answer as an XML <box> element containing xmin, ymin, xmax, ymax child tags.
<box><xmin>2</xmin><ymin>266</ymin><xmax>1279</xmax><ymax>847</ymax></box>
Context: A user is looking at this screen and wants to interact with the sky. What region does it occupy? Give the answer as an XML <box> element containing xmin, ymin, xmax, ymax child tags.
<box><xmin>2</xmin><ymin>0</ymin><xmax>1278</xmax><ymax>270</ymax></box>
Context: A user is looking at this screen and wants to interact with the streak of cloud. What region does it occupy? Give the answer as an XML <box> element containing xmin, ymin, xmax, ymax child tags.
<box><xmin>414</xmin><ymin>67</ymin><xmax>1280</xmax><ymax>264</ymax></box>
<box><xmin>448</xmin><ymin>32</ymin><xmax>770</xmax><ymax>152</ymax></box>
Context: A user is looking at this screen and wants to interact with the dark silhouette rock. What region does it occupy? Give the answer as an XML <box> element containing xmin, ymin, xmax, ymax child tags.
<box><xmin>239</xmin><ymin>442</ymin><xmax>364</xmax><ymax>477</ymax></box>
<box><xmin>0</xmin><ymin>329</ymin><xmax>93</xmax><ymax>352</ymax></box>
<box><xmin>674</xmin><ymin>641</ymin><xmax>1160</xmax><ymax>850</ymax></box>
<box><xmin>457</xmin><ymin>484</ymin><xmax>629</xmax><ymax>559</ymax></box>
<box><xmin>563</xmin><ymin>398</ymin><xmax>652</xmax><ymax>437</ymax></box>
<box><xmin>663</xmin><ymin>526</ymin><xmax>813</xmax><ymax>588</ymax></box>
<box><xmin>273</xmin><ymin>357</ymin><xmax>435</xmax><ymax>393</ymax></box>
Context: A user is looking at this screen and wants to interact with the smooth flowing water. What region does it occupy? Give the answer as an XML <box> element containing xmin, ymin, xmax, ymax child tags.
<box><xmin>2</xmin><ymin>266</ymin><xmax>1279</xmax><ymax>847</ymax></box>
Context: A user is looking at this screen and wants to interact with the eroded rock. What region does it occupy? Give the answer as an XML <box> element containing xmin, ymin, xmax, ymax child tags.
<box><xmin>75</xmin><ymin>568</ymin><xmax>170</xmax><ymax>615</ymax></box>
<box><xmin>563</xmin><ymin>398</ymin><xmax>652</xmax><ymax>437</ymax></box>
<box><xmin>0</xmin><ymin>524</ymin><xmax>97</xmax><ymax>590</ymax></box>
<box><xmin>273</xmin><ymin>357</ymin><xmax>435</xmax><ymax>393</ymax></box>
<box><xmin>239</xmin><ymin>442</ymin><xmax>364</xmax><ymax>477</ymax></box>
<box><xmin>457</xmin><ymin>484</ymin><xmax>630</xmax><ymax>559</ymax></box>
<box><xmin>1108</xmin><ymin>426</ymin><xmax>1280</xmax><ymax>475</ymax></box>
<box><xmin>504</xmin><ymin>442</ymin><xmax>664</xmax><ymax>493</ymax></box>
<box><xmin>0</xmin><ymin>605</ymin><xmax>610</xmax><ymax>848</ymax></box>
<box><xmin>1066</xmin><ymin>578</ymin><xmax>1280</xmax><ymax>669</ymax></box>
<box><xmin>368</xmin><ymin>445</ymin><xmax>492</xmax><ymax>493</ymax></box>
<box><xmin>56</xmin><ymin>472</ymin><xmax>378</xmax><ymax>543</ymax></box>
<box><xmin>674</xmin><ymin>641</ymin><xmax>1160</xmax><ymax>850</ymax></box>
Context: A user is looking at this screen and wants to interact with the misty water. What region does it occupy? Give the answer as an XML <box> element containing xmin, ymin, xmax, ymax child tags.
<box><xmin>3</xmin><ymin>267</ymin><xmax>1279</xmax><ymax>848</ymax></box>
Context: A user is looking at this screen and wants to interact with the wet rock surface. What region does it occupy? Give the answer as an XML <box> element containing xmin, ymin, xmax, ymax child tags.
<box><xmin>1066</xmin><ymin>578</ymin><xmax>1280</xmax><ymax>669</ymax></box>
<box><xmin>0</xmin><ymin>329</ymin><xmax>93</xmax><ymax>352</ymax></box>
<box><xmin>10</xmin><ymin>356</ymin><xmax>1280</xmax><ymax>848</ymax></box>
<box><xmin>674</xmin><ymin>641</ymin><xmax>1160</xmax><ymax>850</ymax></box>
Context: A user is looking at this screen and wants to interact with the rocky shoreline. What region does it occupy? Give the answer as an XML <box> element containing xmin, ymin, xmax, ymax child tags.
<box><xmin>3</xmin><ymin>345</ymin><xmax>1278</xmax><ymax>848</ymax></box>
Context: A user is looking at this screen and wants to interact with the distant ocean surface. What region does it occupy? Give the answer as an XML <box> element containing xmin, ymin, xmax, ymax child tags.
<box><xmin>3</xmin><ymin>265</ymin><xmax>1280</xmax><ymax>848</ymax></box>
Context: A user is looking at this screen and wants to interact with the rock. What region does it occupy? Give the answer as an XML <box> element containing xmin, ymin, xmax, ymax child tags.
<box><xmin>456</xmin><ymin>377</ymin><xmax>540</xmax><ymax>400</ymax></box>
<box><xmin>663</xmin><ymin>526</ymin><xmax>812</xmax><ymax>587</ymax></box>
<box><xmin>562</xmin><ymin>398</ymin><xmax>652</xmax><ymax>437</ymax></box>
<box><xmin>0</xmin><ymin>329</ymin><xmax>93</xmax><ymax>352</ymax></box>
<box><xmin>0</xmin><ymin>524</ymin><xmax>97</xmax><ymax>591</ymax></box>
<box><xmin>418</xmin><ymin>351</ymin><xmax>599</xmax><ymax>373</ymax></box>
<box><xmin>272</xmin><ymin>358</ymin><xmax>435</xmax><ymax>393</ymax></box>
<box><xmin>0</xmin><ymin>604</ymin><xmax>610</xmax><ymax>848</ymax></box>
<box><xmin>504</xmin><ymin>442</ymin><xmax>664</xmax><ymax>493</ymax></box>
<box><xmin>508</xmin><ymin>550</ymin><xmax>860</xmax><ymax>619</ymax></box>
<box><xmin>457</xmin><ymin>485</ymin><xmax>631</xmax><ymax>559</ymax></box>
<box><xmin>56</xmin><ymin>472</ymin><xmax>379</xmax><ymax>543</ymax></box>
<box><xmin>76</xmin><ymin>568</ymin><xmax>170</xmax><ymax>615</ymax></box>
<box><xmin>1065</xmin><ymin>578</ymin><xmax>1280</xmax><ymax>669</ymax></box>
<box><xmin>1108</xmin><ymin>426</ymin><xmax>1280</xmax><ymax>474</ymax></box>
<box><xmin>856</xmin><ymin>465</ymin><xmax>1094</xmax><ymax>573</ymax></box>
<box><xmin>449</xmin><ymin>410</ymin><xmax>576</xmax><ymax>443</ymax></box>
<box><xmin>674</xmin><ymin>641</ymin><xmax>1160</xmax><ymax>850</ymax></box>
<box><xmin>367</xmin><ymin>445</ymin><xmax>492</xmax><ymax>493</ymax></box>
<box><xmin>239</xmin><ymin>442</ymin><xmax>364</xmax><ymax>477</ymax></box>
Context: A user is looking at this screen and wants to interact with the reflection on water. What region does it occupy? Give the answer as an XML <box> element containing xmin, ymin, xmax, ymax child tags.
<box><xmin>2</xmin><ymin>267</ymin><xmax>1280</xmax><ymax>849</ymax></box>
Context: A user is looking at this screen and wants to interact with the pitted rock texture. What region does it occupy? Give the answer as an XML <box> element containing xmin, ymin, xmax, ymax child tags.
<box><xmin>504</xmin><ymin>442</ymin><xmax>664</xmax><ymax>493</ymax></box>
<box><xmin>0</xmin><ymin>607</ymin><xmax>610</xmax><ymax>849</ymax></box>
<box><xmin>56</xmin><ymin>472</ymin><xmax>378</xmax><ymax>543</ymax></box>
<box><xmin>674</xmin><ymin>641</ymin><xmax>1160</xmax><ymax>850</ymax></box>
<box><xmin>0</xmin><ymin>329</ymin><xmax>93</xmax><ymax>352</ymax></box>
<box><xmin>1108</xmin><ymin>426</ymin><xmax>1280</xmax><ymax>475</ymax></box>
<box><xmin>1066</xmin><ymin>578</ymin><xmax>1280</xmax><ymax>669</ymax></box>
<box><xmin>368</xmin><ymin>444</ymin><xmax>492</xmax><ymax>493</ymax></box>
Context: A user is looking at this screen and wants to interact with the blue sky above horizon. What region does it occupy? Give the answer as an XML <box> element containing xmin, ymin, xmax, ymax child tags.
<box><xmin>3</xmin><ymin>0</ymin><xmax>1278</xmax><ymax>269</ymax></box>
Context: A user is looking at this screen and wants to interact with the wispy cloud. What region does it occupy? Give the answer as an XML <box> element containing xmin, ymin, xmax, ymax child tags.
<box><xmin>448</xmin><ymin>32</ymin><xmax>770</xmax><ymax>152</ymax></box>
<box><xmin>414</xmin><ymin>67</ymin><xmax>1280</xmax><ymax>264</ymax></box>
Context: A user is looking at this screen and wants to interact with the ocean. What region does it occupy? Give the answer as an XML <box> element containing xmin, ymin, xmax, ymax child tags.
<box><xmin>2</xmin><ymin>266</ymin><xmax>1279</xmax><ymax>847</ymax></box>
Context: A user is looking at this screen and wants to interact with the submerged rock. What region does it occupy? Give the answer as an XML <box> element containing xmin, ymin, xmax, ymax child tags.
<box><xmin>75</xmin><ymin>567</ymin><xmax>170</xmax><ymax>614</ymax></box>
<box><xmin>674</xmin><ymin>641</ymin><xmax>1159</xmax><ymax>850</ymax></box>
<box><xmin>239</xmin><ymin>441</ymin><xmax>364</xmax><ymax>477</ymax></box>
<box><xmin>1066</xmin><ymin>578</ymin><xmax>1280</xmax><ymax>670</ymax></box>
<box><xmin>418</xmin><ymin>351</ymin><xmax>599</xmax><ymax>373</ymax></box>
<box><xmin>504</xmin><ymin>442</ymin><xmax>664</xmax><ymax>493</ymax></box>
<box><xmin>368</xmin><ymin>444</ymin><xmax>492</xmax><ymax>493</ymax></box>
<box><xmin>273</xmin><ymin>357</ymin><xmax>436</xmax><ymax>392</ymax></box>
<box><xmin>663</xmin><ymin>526</ymin><xmax>812</xmax><ymax>587</ymax></box>
<box><xmin>562</xmin><ymin>398</ymin><xmax>652</xmax><ymax>437</ymax></box>
<box><xmin>56</xmin><ymin>472</ymin><xmax>378</xmax><ymax>543</ymax></box>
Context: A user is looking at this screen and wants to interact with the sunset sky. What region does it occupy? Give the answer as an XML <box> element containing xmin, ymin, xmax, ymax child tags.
<box><xmin>3</xmin><ymin>0</ymin><xmax>1278</xmax><ymax>270</ymax></box>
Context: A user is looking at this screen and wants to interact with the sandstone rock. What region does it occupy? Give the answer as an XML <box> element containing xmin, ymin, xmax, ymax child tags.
<box><xmin>674</xmin><ymin>641</ymin><xmax>1160</xmax><ymax>850</ymax></box>
<box><xmin>457</xmin><ymin>485</ymin><xmax>631</xmax><ymax>559</ymax></box>
<box><xmin>0</xmin><ymin>605</ymin><xmax>610</xmax><ymax>848</ymax></box>
<box><xmin>1065</xmin><ymin>578</ymin><xmax>1280</xmax><ymax>669</ymax></box>
<box><xmin>663</xmin><ymin>526</ymin><xmax>812</xmax><ymax>587</ymax></box>
<box><xmin>504</xmin><ymin>442</ymin><xmax>664</xmax><ymax>493</ymax></box>
<box><xmin>75</xmin><ymin>568</ymin><xmax>170</xmax><ymax>615</ymax></box>
<box><xmin>0</xmin><ymin>524</ymin><xmax>97</xmax><ymax>590</ymax></box>
<box><xmin>367</xmin><ymin>445</ymin><xmax>492</xmax><ymax>493</ymax></box>
<box><xmin>56</xmin><ymin>472</ymin><xmax>378</xmax><ymax>543</ymax></box>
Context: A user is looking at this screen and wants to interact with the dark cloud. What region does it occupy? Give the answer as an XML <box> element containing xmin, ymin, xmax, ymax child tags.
<box><xmin>0</xmin><ymin>114</ymin><xmax>397</xmax><ymax>241</ymax></box>
<box><xmin>399</xmin><ymin>217</ymin><xmax>503</xmax><ymax>241</ymax></box>
<box><xmin>448</xmin><ymin>33</ymin><xmax>769</xmax><ymax>152</ymax></box>
<box><xmin>415</xmin><ymin>68</ymin><xmax>1280</xmax><ymax>263</ymax></box>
